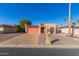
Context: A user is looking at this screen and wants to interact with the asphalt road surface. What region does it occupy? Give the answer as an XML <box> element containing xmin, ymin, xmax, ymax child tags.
<box><xmin>0</xmin><ymin>33</ymin><xmax>23</xmax><ymax>42</ymax></box>
<box><xmin>1</xmin><ymin>48</ymin><xmax>79</xmax><ymax>56</ymax></box>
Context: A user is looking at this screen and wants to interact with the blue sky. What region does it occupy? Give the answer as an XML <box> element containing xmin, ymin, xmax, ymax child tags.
<box><xmin>0</xmin><ymin>3</ymin><xmax>78</xmax><ymax>26</ymax></box>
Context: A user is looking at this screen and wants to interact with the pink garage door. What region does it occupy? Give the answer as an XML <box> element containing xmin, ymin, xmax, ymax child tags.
<box><xmin>27</xmin><ymin>26</ymin><xmax>39</xmax><ymax>35</ymax></box>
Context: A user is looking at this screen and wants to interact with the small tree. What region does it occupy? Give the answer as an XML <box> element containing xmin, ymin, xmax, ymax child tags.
<box><xmin>16</xmin><ymin>25</ymin><xmax>22</xmax><ymax>32</ymax></box>
<box><xmin>20</xmin><ymin>19</ymin><xmax>31</xmax><ymax>26</ymax></box>
<box><xmin>17</xmin><ymin>19</ymin><xmax>31</xmax><ymax>32</ymax></box>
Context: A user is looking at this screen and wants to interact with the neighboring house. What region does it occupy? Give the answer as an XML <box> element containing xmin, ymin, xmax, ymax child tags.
<box><xmin>0</xmin><ymin>24</ymin><xmax>17</xmax><ymax>33</ymax></box>
<box><xmin>58</xmin><ymin>26</ymin><xmax>69</xmax><ymax>34</ymax></box>
<box><xmin>58</xmin><ymin>26</ymin><xmax>79</xmax><ymax>35</ymax></box>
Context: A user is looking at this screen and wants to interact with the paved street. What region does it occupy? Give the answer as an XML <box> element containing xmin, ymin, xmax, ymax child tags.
<box><xmin>1</xmin><ymin>48</ymin><xmax>79</xmax><ymax>56</ymax></box>
<box><xmin>0</xmin><ymin>33</ymin><xmax>23</xmax><ymax>42</ymax></box>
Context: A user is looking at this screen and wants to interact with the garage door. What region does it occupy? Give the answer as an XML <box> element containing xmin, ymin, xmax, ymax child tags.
<box><xmin>27</xmin><ymin>26</ymin><xmax>39</xmax><ymax>35</ymax></box>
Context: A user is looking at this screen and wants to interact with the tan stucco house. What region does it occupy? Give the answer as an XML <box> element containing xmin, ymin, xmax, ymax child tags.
<box><xmin>0</xmin><ymin>24</ymin><xmax>17</xmax><ymax>33</ymax></box>
<box><xmin>25</xmin><ymin>23</ymin><xmax>57</xmax><ymax>35</ymax></box>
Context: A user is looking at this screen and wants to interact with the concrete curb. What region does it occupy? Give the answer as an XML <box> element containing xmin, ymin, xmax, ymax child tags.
<box><xmin>0</xmin><ymin>44</ymin><xmax>79</xmax><ymax>48</ymax></box>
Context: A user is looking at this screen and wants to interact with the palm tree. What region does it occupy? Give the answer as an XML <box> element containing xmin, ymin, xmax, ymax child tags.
<box><xmin>62</xmin><ymin>3</ymin><xmax>72</xmax><ymax>36</ymax></box>
<box><xmin>61</xmin><ymin>3</ymin><xmax>72</xmax><ymax>36</ymax></box>
<box><xmin>68</xmin><ymin>3</ymin><xmax>72</xmax><ymax>36</ymax></box>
